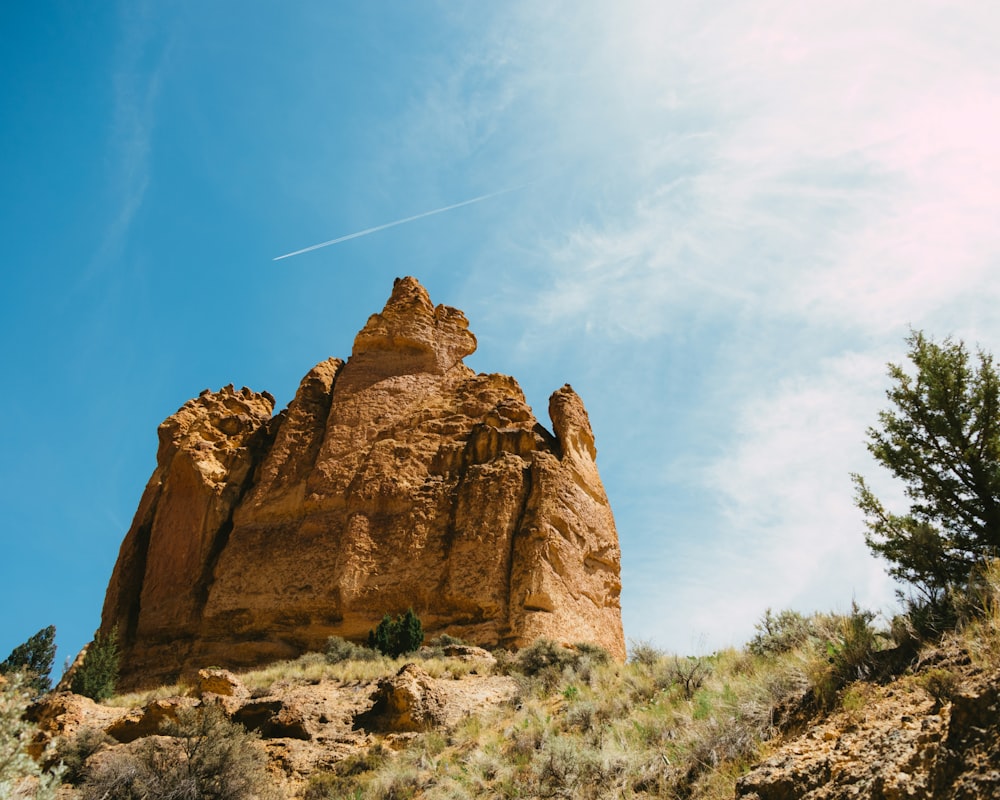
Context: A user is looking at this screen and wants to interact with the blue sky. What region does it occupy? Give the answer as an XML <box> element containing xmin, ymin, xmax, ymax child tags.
<box><xmin>3</xmin><ymin>2</ymin><xmax>1000</xmax><ymax>670</ymax></box>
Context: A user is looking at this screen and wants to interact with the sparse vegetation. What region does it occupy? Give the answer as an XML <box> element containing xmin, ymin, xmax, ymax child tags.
<box><xmin>319</xmin><ymin>639</ymin><xmax>802</xmax><ymax>800</ymax></box>
<box><xmin>326</xmin><ymin>635</ymin><xmax>379</xmax><ymax>664</ymax></box>
<box><xmin>0</xmin><ymin>672</ymin><xmax>64</xmax><ymax>799</ymax></box>
<box><xmin>36</xmin><ymin>581</ymin><xmax>1000</xmax><ymax>800</ymax></box>
<box><xmin>80</xmin><ymin>704</ymin><xmax>274</xmax><ymax>800</ymax></box>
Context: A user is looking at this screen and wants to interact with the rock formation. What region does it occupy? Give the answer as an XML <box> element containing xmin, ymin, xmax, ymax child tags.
<box><xmin>100</xmin><ymin>277</ymin><xmax>624</xmax><ymax>687</ymax></box>
<box><xmin>736</xmin><ymin>650</ymin><xmax>1000</xmax><ymax>800</ymax></box>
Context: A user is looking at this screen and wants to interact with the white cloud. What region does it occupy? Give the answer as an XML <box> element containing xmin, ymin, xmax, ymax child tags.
<box><xmin>383</xmin><ymin>2</ymin><xmax>1000</xmax><ymax>649</ymax></box>
<box><xmin>468</xmin><ymin>1</ymin><xmax>1000</xmax><ymax>344</ymax></box>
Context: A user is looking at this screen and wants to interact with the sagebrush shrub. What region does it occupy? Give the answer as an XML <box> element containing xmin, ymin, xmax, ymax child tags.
<box><xmin>748</xmin><ymin>609</ymin><xmax>813</xmax><ymax>657</ymax></box>
<box><xmin>325</xmin><ymin>636</ymin><xmax>378</xmax><ymax>664</ymax></box>
<box><xmin>628</xmin><ymin>640</ymin><xmax>665</xmax><ymax>666</ymax></box>
<box><xmin>515</xmin><ymin>639</ymin><xmax>582</xmax><ymax>676</ymax></box>
<box><xmin>81</xmin><ymin>704</ymin><xmax>274</xmax><ymax>800</ymax></box>
<box><xmin>429</xmin><ymin>633</ymin><xmax>467</xmax><ymax>647</ymax></box>
<box><xmin>55</xmin><ymin>726</ymin><xmax>114</xmax><ymax>784</ymax></box>
<box><xmin>668</xmin><ymin>655</ymin><xmax>712</xmax><ymax>699</ymax></box>
<box><xmin>0</xmin><ymin>672</ymin><xmax>63</xmax><ymax>799</ymax></box>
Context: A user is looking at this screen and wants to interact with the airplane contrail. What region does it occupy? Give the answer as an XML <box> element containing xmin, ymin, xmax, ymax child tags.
<box><xmin>273</xmin><ymin>184</ymin><xmax>526</xmax><ymax>261</ymax></box>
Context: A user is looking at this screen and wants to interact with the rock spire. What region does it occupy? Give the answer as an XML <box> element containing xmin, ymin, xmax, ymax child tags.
<box><xmin>100</xmin><ymin>277</ymin><xmax>625</xmax><ymax>687</ymax></box>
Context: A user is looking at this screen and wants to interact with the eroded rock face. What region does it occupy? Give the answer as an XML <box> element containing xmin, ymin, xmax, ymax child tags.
<box><xmin>101</xmin><ymin>277</ymin><xmax>625</xmax><ymax>687</ymax></box>
<box><xmin>736</xmin><ymin>656</ymin><xmax>1000</xmax><ymax>800</ymax></box>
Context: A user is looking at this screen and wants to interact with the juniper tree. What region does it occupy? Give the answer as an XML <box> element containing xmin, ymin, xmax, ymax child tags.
<box><xmin>71</xmin><ymin>627</ymin><xmax>120</xmax><ymax>701</ymax></box>
<box><xmin>0</xmin><ymin>625</ymin><xmax>56</xmax><ymax>694</ymax></box>
<box><xmin>367</xmin><ymin>609</ymin><xmax>424</xmax><ymax>657</ymax></box>
<box><xmin>853</xmin><ymin>330</ymin><xmax>1000</xmax><ymax>604</ymax></box>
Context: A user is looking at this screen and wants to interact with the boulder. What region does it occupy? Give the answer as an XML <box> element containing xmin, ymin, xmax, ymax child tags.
<box><xmin>355</xmin><ymin>664</ymin><xmax>449</xmax><ymax>733</ymax></box>
<box><xmin>106</xmin><ymin>697</ymin><xmax>199</xmax><ymax>743</ymax></box>
<box><xmin>191</xmin><ymin>668</ymin><xmax>251</xmax><ymax>715</ymax></box>
<box><xmin>234</xmin><ymin>698</ymin><xmax>314</xmax><ymax>740</ymax></box>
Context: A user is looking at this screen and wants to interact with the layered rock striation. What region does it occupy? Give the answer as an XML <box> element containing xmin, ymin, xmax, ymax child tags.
<box><xmin>101</xmin><ymin>277</ymin><xmax>624</xmax><ymax>687</ymax></box>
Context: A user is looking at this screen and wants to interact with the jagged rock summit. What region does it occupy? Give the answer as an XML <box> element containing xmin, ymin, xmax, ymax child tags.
<box><xmin>101</xmin><ymin>277</ymin><xmax>625</xmax><ymax>687</ymax></box>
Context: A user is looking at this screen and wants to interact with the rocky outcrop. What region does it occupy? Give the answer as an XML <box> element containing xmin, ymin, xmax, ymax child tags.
<box><xmin>355</xmin><ymin>664</ymin><xmax>449</xmax><ymax>733</ymax></box>
<box><xmin>28</xmin><ymin>659</ymin><xmax>519</xmax><ymax>795</ymax></box>
<box><xmin>100</xmin><ymin>277</ymin><xmax>624</xmax><ymax>687</ymax></box>
<box><xmin>355</xmin><ymin>662</ymin><xmax>516</xmax><ymax>734</ymax></box>
<box><xmin>736</xmin><ymin>651</ymin><xmax>1000</xmax><ymax>800</ymax></box>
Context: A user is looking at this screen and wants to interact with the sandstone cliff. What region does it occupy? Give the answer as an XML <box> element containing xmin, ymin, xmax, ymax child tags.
<box><xmin>101</xmin><ymin>277</ymin><xmax>624</xmax><ymax>687</ymax></box>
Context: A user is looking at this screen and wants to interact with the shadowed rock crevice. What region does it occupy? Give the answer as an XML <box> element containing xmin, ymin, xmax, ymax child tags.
<box><xmin>193</xmin><ymin>419</ymin><xmax>279</xmax><ymax>617</ymax></box>
<box><xmin>117</xmin><ymin>507</ymin><xmax>156</xmax><ymax>648</ymax></box>
<box><xmin>100</xmin><ymin>277</ymin><xmax>624</xmax><ymax>688</ymax></box>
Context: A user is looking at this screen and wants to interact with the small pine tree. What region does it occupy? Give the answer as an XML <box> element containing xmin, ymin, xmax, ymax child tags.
<box><xmin>399</xmin><ymin>609</ymin><xmax>423</xmax><ymax>655</ymax></box>
<box><xmin>368</xmin><ymin>614</ymin><xmax>394</xmax><ymax>655</ymax></box>
<box><xmin>366</xmin><ymin>609</ymin><xmax>424</xmax><ymax>658</ymax></box>
<box><xmin>71</xmin><ymin>627</ymin><xmax>119</xmax><ymax>701</ymax></box>
<box><xmin>0</xmin><ymin>625</ymin><xmax>57</xmax><ymax>694</ymax></box>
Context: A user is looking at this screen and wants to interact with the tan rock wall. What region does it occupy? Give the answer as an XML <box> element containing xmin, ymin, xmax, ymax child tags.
<box><xmin>101</xmin><ymin>277</ymin><xmax>625</xmax><ymax>687</ymax></box>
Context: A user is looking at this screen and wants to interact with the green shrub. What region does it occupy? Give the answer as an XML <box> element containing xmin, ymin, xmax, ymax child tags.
<box><xmin>748</xmin><ymin>609</ymin><xmax>813</xmax><ymax>656</ymax></box>
<box><xmin>628</xmin><ymin>640</ymin><xmax>665</xmax><ymax>666</ymax></box>
<box><xmin>55</xmin><ymin>726</ymin><xmax>114</xmax><ymax>784</ymax></box>
<box><xmin>368</xmin><ymin>610</ymin><xmax>424</xmax><ymax>658</ymax></box>
<box><xmin>807</xmin><ymin>604</ymin><xmax>884</xmax><ymax>708</ymax></box>
<box><xmin>1</xmin><ymin>625</ymin><xmax>57</xmax><ymax>695</ymax></box>
<box><xmin>71</xmin><ymin>627</ymin><xmax>120</xmax><ymax>701</ymax></box>
<box><xmin>894</xmin><ymin>596</ymin><xmax>958</xmax><ymax>643</ymax></box>
<box><xmin>515</xmin><ymin>639</ymin><xmax>579</xmax><ymax>676</ymax></box>
<box><xmin>303</xmin><ymin>772</ymin><xmax>364</xmax><ymax>800</ymax></box>
<box><xmin>303</xmin><ymin>746</ymin><xmax>388</xmax><ymax>799</ymax></box>
<box><xmin>918</xmin><ymin>668</ymin><xmax>960</xmax><ymax>705</ymax></box>
<box><xmin>828</xmin><ymin>604</ymin><xmax>880</xmax><ymax>682</ymax></box>
<box><xmin>572</xmin><ymin>642</ymin><xmax>611</xmax><ymax>665</ymax></box>
<box><xmin>325</xmin><ymin>636</ymin><xmax>379</xmax><ymax>664</ymax></box>
<box><xmin>80</xmin><ymin>704</ymin><xmax>274</xmax><ymax>800</ymax></box>
<box><xmin>0</xmin><ymin>672</ymin><xmax>64</xmax><ymax>799</ymax></box>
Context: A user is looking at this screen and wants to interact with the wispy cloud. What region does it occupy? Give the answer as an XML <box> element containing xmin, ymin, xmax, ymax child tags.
<box><xmin>513</xmin><ymin>3</ymin><xmax>1000</xmax><ymax>338</ymax></box>
<box><xmin>88</xmin><ymin>1</ymin><xmax>168</xmax><ymax>275</ymax></box>
<box><xmin>436</xmin><ymin>2</ymin><xmax>1000</xmax><ymax>647</ymax></box>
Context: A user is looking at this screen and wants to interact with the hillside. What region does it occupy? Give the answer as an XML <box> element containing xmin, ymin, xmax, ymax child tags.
<box><xmin>9</xmin><ymin>582</ymin><xmax>1000</xmax><ymax>799</ymax></box>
